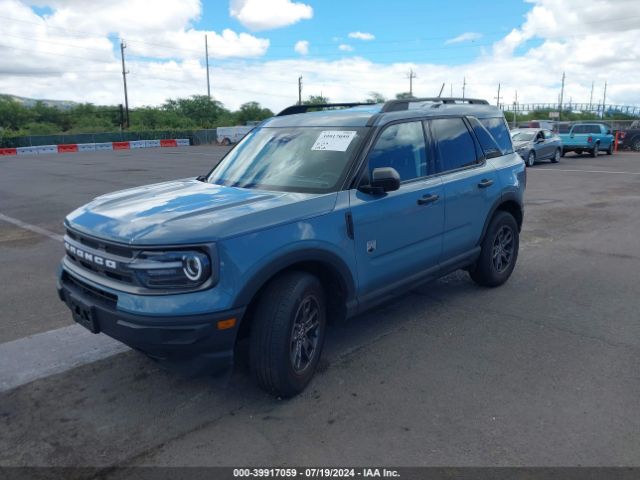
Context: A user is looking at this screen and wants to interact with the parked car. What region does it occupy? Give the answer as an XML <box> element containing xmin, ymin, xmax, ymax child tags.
<box><xmin>57</xmin><ymin>98</ymin><xmax>525</xmax><ymax>397</ymax></box>
<box><xmin>559</xmin><ymin>123</ymin><xmax>614</xmax><ymax>157</ymax></box>
<box><xmin>216</xmin><ymin>126</ymin><xmax>254</xmax><ymax>145</ymax></box>
<box><xmin>517</xmin><ymin>120</ymin><xmax>556</xmax><ymax>131</ymax></box>
<box><xmin>617</xmin><ymin>120</ymin><xmax>640</xmax><ymax>151</ymax></box>
<box><xmin>512</xmin><ymin>128</ymin><xmax>562</xmax><ymax>167</ymax></box>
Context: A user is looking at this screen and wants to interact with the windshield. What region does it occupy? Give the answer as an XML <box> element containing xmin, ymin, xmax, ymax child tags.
<box><xmin>512</xmin><ymin>131</ymin><xmax>536</xmax><ymax>142</ymax></box>
<box><xmin>208</xmin><ymin>126</ymin><xmax>367</xmax><ymax>193</ymax></box>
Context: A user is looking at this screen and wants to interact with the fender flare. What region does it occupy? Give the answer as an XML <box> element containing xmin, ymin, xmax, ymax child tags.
<box><xmin>232</xmin><ymin>248</ymin><xmax>356</xmax><ymax>309</ymax></box>
<box><xmin>478</xmin><ymin>192</ymin><xmax>524</xmax><ymax>244</ymax></box>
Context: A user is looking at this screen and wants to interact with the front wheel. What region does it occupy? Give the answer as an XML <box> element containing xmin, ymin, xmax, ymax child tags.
<box><xmin>250</xmin><ymin>271</ymin><xmax>326</xmax><ymax>397</ymax></box>
<box><xmin>469</xmin><ymin>211</ymin><xmax>519</xmax><ymax>287</ymax></box>
<box><xmin>526</xmin><ymin>151</ymin><xmax>536</xmax><ymax>167</ymax></box>
<box><xmin>551</xmin><ymin>148</ymin><xmax>561</xmax><ymax>163</ymax></box>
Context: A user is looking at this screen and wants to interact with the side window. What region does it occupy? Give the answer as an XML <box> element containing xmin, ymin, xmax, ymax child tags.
<box><xmin>543</xmin><ymin>130</ymin><xmax>553</xmax><ymax>139</ymax></box>
<box><xmin>479</xmin><ymin>117</ymin><xmax>513</xmax><ymax>154</ymax></box>
<box><xmin>468</xmin><ymin>116</ymin><xmax>501</xmax><ymax>159</ymax></box>
<box><xmin>367</xmin><ymin>121</ymin><xmax>427</xmax><ymax>182</ymax></box>
<box><xmin>431</xmin><ymin>117</ymin><xmax>478</xmax><ymax>173</ymax></box>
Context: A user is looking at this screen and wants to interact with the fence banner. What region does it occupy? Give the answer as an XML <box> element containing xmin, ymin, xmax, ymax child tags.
<box><xmin>176</xmin><ymin>138</ymin><xmax>190</xmax><ymax>146</ymax></box>
<box><xmin>78</xmin><ymin>143</ymin><xmax>96</xmax><ymax>152</ymax></box>
<box><xmin>160</xmin><ymin>139</ymin><xmax>177</xmax><ymax>147</ymax></box>
<box><xmin>94</xmin><ymin>142</ymin><xmax>113</xmax><ymax>151</ymax></box>
<box><xmin>16</xmin><ymin>146</ymin><xmax>40</xmax><ymax>155</ymax></box>
<box><xmin>36</xmin><ymin>145</ymin><xmax>58</xmax><ymax>154</ymax></box>
<box><xmin>130</xmin><ymin>140</ymin><xmax>146</xmax><ymax>149</ymax></box>
<box><xmin>112</xmin><ymin>141</ymin><xmax>131</xmax><ymax>150</ymax></box>
<box><xmin>0</xmin><ymin>148</ymin><xmax>17</xmax><ymax>156</ymax></box>
<box><xmin>57</xmin><ymin>144</ymin><xmax>79</xmax><ymax>153</ymax></box>
<box><xmin>145</xmin><ymin>139</ymin><xmax>161</xmax><ymax>148</ymax></box>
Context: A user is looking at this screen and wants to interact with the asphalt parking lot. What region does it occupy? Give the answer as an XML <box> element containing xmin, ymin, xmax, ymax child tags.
<box><xmin>1</xmin><ymin>146</ymin><xmax>639</xmax><ymax>470</ymax></box>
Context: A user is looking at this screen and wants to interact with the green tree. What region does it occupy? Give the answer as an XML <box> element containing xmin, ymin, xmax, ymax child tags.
<box><xmin>235</xmin><ymin>101</ymin><xmax>274</xmax><ymax>125</ymax></box>
<box><xmin>303</xmin><ymin>95</ymin><xmax>330</xmax><ymax>105</ymax></box>
<box><xmin>365</xmin><ymin>92</ymin><xmax>386</xmax><ymax>104</ymax></box>
<box><xmin>395</xmin><ymin>92</ymin><xmax>415</xmax><ymax>100</ymax></box>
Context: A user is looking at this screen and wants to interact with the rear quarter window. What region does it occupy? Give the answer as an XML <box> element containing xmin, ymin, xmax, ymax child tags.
<box><xmin>479</xmin><ymin>117</ymin><xmax>513</xmax><ymax>154</ymax></box>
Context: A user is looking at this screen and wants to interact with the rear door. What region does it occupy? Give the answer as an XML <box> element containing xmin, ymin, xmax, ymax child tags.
<box><xmin>349</xmin><ymin>120</ymin><xmax>444</xmax><ymax>297</ymax></box>
<box><xmin>428</xmin><ymin>116</ymin><xmax>499</xmax><ymax>260</ymax></box>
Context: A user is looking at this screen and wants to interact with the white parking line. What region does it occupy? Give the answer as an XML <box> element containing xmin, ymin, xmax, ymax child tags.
<box><xmin>534</xmin><ymin>168</ymin><xmax>640</xmax><ymax>175</ymax></box>
<box><xmin>0</xmin><ymin>324</ymin><xmax>129</xmax><ymax>392</ymax></box>
<box><xmin>0</xmin><ymin>212</ymin><xmax>64</xmax><ymax>242</ymax></box>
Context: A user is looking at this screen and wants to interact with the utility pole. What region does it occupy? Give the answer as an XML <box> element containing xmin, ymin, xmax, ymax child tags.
<box><xmin>558</xmin><ymin>71</ymin><xmax>565</xmax><ymax>122</ymax></box>
<box><xmin>602</xmin><ymin>80</ymin><xmax>607</xmax><ymax>119</ymax></box>
<box><xmin>450</xmin><ymin>83</ymin><xmax>453</xmax><ymax>96</ymax></box>
<box><xmin>589</xmin><ymin>81</ymin><xmax>594</xmax><ymax>111</ymax></box>
<box><xmin>205</xmin><ymin>35</ymin><xmax>211</xmax><ymax>99</ymax></box>
<box><xmin>406</xmin><ymin>69</ymin><xmax>417</xmax><ymax>97</ymax></box>
<box><xmin>494</xmin><ymin>83</ymin><xmax>502</xmax><ymax>107</ymax></box>
<box><xmin>298</xmin><ymin>76</ymin><xmax>303</xmax><ymax>105</ymax></box>
<box><xmin>120</xmin><ymin>41</ymin><xmax>130</xmax><ymax>129</ymax></box>
<box><xmin>462</xmin><ymin>76</ymin><xmax>467</xmax><ymax>99</ymax></box>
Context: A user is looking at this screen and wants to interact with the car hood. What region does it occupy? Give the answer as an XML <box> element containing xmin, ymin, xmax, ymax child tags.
<box><xmin>66</xmin><ymin>179</ymin><xmax>337</xmax><ymax>245</ymax></box>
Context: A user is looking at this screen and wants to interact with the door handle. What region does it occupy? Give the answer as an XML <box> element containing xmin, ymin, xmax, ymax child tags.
<box><xmin>417</xmin><ymin>193</ymin><xmax>439</xmax><ymax>205</ymax></box>
<box><xmin>477</xmin><ymin>179</ymin><xmax>494</xmax><ymax>189</ymax></box>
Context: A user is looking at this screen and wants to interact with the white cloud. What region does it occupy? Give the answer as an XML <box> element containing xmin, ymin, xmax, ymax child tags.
<box><xmin>445</xmin><ymin>32</ymin><xmax>482</xmax><ymax>44</ymax></box>
<box><xmin>1</xmin><ymin>0</ymin><xmax>639</xmax><ymax>113</ymax></box>
<box><xmin>294</xmin><ymin>40</ymin><xmax>309</xmax><ymax>56</ymax></box>
<box><xmin>338</xmin><ymin>44</ymin><xmax>354</xmax><ymax>52</ymax></box>
<box><xmin>229</xmin><ymin>0</ymin><xmax>312</xmax><ymax>31</ymax></box>
<box><xmin>348</xmin><ymin>31</ymin><xmax>375</xmax><ymax>41</ymax></box>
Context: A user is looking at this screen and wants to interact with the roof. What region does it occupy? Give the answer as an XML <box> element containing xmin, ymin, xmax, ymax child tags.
<box><xmin>262</xmin><ymin>98</ymin><xmax>505</xmax><ymax>128</ymax></box>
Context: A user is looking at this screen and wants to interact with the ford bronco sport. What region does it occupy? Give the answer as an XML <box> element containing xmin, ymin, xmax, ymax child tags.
<box><xmin>57</xmin><ymin>98</ymin><xmax>525</xmax><ymax>397</ymax></box>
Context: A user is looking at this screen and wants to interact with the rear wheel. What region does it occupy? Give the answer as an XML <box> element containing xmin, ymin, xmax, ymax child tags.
<box><xmin>607</xmin><ymin>142</ymin><xmax>614</xmax><ymax>155</ymax></box>
<box><xmin>250</xmin><ymin>271</ymin><xmax>326</xmax><ymax>397</ymax></box>
<box><xmin>591</xmin><ymin>144</ymin><xmax>599</xmax><ymax>157</ymax></box>
<box><xmin>633</xmin><ymin>138</ymin><xmax>640</xmax><ymax>152</ymax></box>
<box><xmin>551</xmin><ymin>148</ymin><xmax>561</xmax><ymax>163</ymax></box>
<box><xmin>470</xmin><ymin>211</ymin><xmax>519</xmax><ymax>287</ymax></box>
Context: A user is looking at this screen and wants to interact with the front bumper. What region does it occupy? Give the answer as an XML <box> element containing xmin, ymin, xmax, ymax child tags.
<box><xmin>57</xmin><ymin>268</ymin><xmax>245</xmax><ymax>374</ymax></box>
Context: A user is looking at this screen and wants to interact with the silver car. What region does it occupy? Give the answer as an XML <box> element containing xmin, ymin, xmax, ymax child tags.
<box><xmin>511</xmin><ymin>128</ymin><xmax>562</xmax><ymax>167</ymax></box>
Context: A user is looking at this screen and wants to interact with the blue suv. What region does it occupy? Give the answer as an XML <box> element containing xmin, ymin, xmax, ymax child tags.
<box><xmin>57</xmin><ymin>98</ymin><xmax>525</xmax><ymax>397</ymax></box>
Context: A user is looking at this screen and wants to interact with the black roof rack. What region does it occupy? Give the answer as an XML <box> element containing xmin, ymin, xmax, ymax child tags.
<box><xmin>276</xmin><ymin>103</ymin><xmax>373</xmax><ymax>116</ymax></box>
<box><xmin>381</xmin><ymin>97</ymin><xmax>489</xmax><ymax>113</ymax></box>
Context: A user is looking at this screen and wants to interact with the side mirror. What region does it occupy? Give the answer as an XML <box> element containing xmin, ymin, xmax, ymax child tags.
<box><xmin>536</xmin><ymin>137</ymin><xmax>544</xmax><ymax>143</ymax></box>
<box><xmin>360</xmin><ymin>167</ymin><xmax>400</xmax><ymax>194</ymax></box>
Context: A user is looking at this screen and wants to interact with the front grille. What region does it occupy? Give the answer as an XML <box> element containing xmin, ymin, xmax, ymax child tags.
<box><xmin>62</xmin><ymin>271</ymin><xmax>118</xmax><ymax>306</ymax></box>
<box><xmin>64</xmin><ymin>227</ymin><xmax>136</xmax><ymax>286</ymax></box>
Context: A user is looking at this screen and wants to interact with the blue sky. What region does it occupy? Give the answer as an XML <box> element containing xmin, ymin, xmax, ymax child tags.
<box><xmin>1</xmin><ymin>0</ymin><xmax>638</xmax><ymax>109</ymax></box>
<box><xmin>195</xmin><ymin>0</ymin><xmax>531</xmax><ymax>65</ymax></box>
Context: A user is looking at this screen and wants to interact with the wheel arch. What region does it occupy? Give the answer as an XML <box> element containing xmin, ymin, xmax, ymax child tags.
<box><xmin>233</xmin><ymin>249</ymin><xmax>356</xmax><ymax>340</ymax></box>
<box><xmin>479</xmin><ymin>194</ymin><xmax>524</xmax><ymax>244</ymax></box>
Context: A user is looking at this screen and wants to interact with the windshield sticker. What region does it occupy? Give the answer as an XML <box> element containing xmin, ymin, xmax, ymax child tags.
<box><xmin>311</xmin><ymin>131</ymin><xmax>357</xmax><ymax>152</ymax></box>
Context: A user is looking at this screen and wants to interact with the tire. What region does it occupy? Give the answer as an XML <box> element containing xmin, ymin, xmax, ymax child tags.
<box><xmin>250</xmin><ymin>271</ymin><xmax>326</xmax><ymax>397</ymax></box>
<box><xmin>591</xmin><ymin>144</ymin><xmax>599</xmax><ymax>157</ymax></box>
<box><xmin>551</xmin><ymin>148</ymin><xmax>561</xmax><ymax>163</ymax></box>
<box><xmin>222</xmin><ymin>138</ymin><xmax>231</xmax><ymax>146</ymax></box>
<box><xmin>607</xmin><ymin>142</ymin><xmax>614</xmax><ymax>155</ymax></box>
<box><xmin>526</xmin><ymin>151</ymin><xmax>536</xmax><ymax>167</ymax></box>
<box><xmin>469</xmin><ymin>211</ymin><xmax>519</xmax><ymax>288</ymax></box>
<box><xmin>561</xmin><ymin>149</ymin><xmax>566</xmax><ymax>157</ymax></box>
<box><xmin>632</xmin><ymin>138</ymin><xmax>640</xmax><ymax>152</ymax></box>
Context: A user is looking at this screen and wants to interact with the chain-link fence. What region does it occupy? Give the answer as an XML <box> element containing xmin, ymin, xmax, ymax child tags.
<box><xmin>0</xmin><ymin>129</ymin><xmax>219</xmax><ymax>148</ymax></box>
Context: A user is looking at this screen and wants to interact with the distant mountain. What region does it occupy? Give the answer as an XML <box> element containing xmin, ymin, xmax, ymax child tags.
<box><xmin>0</xmin><ymin>94</ymin><xmax>79</xmax><ymax>110</ymax></box>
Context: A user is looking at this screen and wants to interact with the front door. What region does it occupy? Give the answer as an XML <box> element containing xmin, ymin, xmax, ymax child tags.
<box><xmin>349</xmin><ymin>120</ymin><xmax>444</xmax><ymax>298</ymax></box>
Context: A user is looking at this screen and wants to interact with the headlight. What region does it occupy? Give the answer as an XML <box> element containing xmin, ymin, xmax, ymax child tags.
<box><xmin>128</xmin><ymin>250</ymin><xmax>212</xmax><ymax>289</ymax></box>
